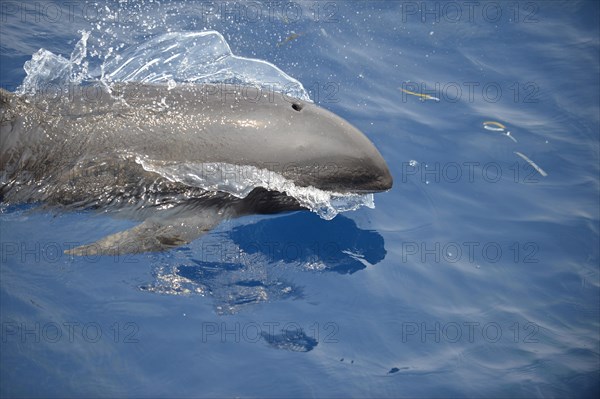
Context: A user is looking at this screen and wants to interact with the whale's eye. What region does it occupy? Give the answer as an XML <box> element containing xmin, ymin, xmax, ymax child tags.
<box><xmin>291</xmin><ymin>102</ymin><xmax>303</xmax><ymax>112</ymax></box>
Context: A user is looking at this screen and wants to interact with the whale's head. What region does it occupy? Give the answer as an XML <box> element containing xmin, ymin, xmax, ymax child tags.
<box><xmin>175</xmin><ymin>83</ymin><xmax>394</xmax><ymax>195</ymax></box>
<box><xmin>255</xmin><ymin>96</ymin><xmax>393</xmax><ymax>194</ymax></box>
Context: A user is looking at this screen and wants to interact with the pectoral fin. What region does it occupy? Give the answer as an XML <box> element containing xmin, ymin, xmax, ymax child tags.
<box><xmin>65</xmin><ymin>209</ymin><xmax>224</xmax><ymax>256</ymax></box>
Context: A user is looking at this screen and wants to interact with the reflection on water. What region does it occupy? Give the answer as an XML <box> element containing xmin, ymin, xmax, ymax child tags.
<box><xmin>261</xmin><ymin>328</ymin><xmax>318</xmax><ymax>352</ymax></box>
<box><xmin>143</xmin><ymin>212</ymin><xmax>386</xmax><ymax>313</ymax></box>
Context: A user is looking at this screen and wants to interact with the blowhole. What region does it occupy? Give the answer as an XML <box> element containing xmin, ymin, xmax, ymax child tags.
<box><xmin>291</xmin><ymin>102</ymin><xmax>303</xmax><ymax>111</ymax></box>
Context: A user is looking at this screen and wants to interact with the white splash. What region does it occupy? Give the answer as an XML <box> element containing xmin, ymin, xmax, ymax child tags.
<box><xmin>134</xmin><ymin>156</ymin><xmax>374</xmax><ymax>220</ymax></box>
<box><xmin>19</xmin><ymin>31</ymin><xmax>91</xmax><ymax>96</ymax></box>
<box><xmin>18</xmin><ymin>30</ymin><xmax>310</xmax><ymax>102</ymax></box>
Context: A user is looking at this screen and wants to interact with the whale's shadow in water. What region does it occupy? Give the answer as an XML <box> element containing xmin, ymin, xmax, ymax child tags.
<box><xmin>144</xmin><ymin>212</ymin><xmax>387</xmax><ymax>314</ymax></box>
<box><xmin>229</xmin><ymin>211</ymin><xmax>386</xmax><ymax>274</ymax></box>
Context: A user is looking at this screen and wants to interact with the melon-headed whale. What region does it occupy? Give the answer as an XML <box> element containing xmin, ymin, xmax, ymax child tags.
<box><xmin>0</xmin><ymin>83</ymin><xmax>392</xmax><ymax>255</ymax></box>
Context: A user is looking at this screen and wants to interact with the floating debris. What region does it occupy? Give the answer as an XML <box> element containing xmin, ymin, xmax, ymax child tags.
<box><xmin>483</xmin><ymin>121</ymin><xmax>517</xmax><ymax>143</ymax></box>
<box><xmin>483</xmin><ymin>121</ymin><xmax>506</xmax><ymax>131</ymax></box>
<box><xmin>276</xmin><ymin>32</ymin><xmax>303</xmax><ymax>47</ymax></box>
<box><xmin>30</xmin><ymin>299</ymin><xmax>45</xmax><ymax>309</ymax></box>
<box><xmin>504</xmin><ymin>131</ymin><xmax>518</xmax><ymax>143</ymax></box>
<box><xmin>399</xmin><ymin>87</ymin><xmax>440</xmax><ymax>102</ymax></box>
<box><xmin>388</xmin><ymin>367</ymin><xmax>409</xmax><ymax>374</ymax></box>
<box><xmin>514</xmin><ymin>151</ymin><xmax>548</xmax><ymax>177</ymax></box>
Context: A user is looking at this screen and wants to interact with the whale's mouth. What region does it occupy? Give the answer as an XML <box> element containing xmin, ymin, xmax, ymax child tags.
<box><xmin>133</xmin><ymin>155</ymin><xmax>375</xmax><ymax>220</ymax></box>
<box><xmin>312</xmin><ymin>169</ymin><xmax>393</xmax><ymax>194</ymax></box>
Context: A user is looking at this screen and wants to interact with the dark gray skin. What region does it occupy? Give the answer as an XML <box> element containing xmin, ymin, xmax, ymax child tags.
<box><xmin>0</xmin><ymin>83</ymin><xmax>392</xmax><ymax>255</ymax></box>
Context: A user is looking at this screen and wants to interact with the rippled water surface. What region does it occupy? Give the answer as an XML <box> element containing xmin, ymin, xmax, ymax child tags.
<box><xmin>1</xmin><ymin>1</ymin><xmax>599</xmax><ymax>398</ymax></box>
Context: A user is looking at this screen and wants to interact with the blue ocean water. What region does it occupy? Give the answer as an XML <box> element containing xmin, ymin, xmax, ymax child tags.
<box><xmin>1</xmin><ymin>1</ymin><xmax>599</xmax><ymax>398</ymax></box>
